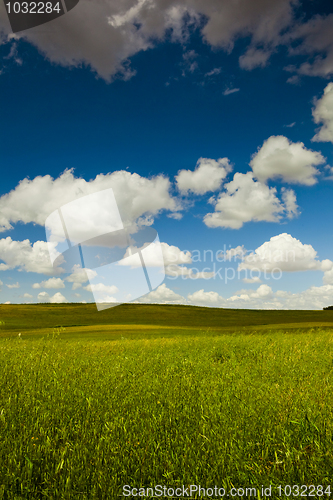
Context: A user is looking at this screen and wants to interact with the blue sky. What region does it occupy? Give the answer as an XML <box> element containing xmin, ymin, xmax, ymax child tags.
<box><xmin>0</xmin><ymin>0</ymin><xmax>333</xmax><ymax>309</ymax></box>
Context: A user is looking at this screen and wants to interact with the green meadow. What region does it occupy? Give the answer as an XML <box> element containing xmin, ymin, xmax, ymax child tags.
<box><xmin>0</xmin><ymin>304</ymin><xmax>333</xmax><ymax>499</ymax></box>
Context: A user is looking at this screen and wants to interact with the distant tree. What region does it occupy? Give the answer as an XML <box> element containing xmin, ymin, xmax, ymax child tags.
<box><xmin>323</xmin><ymin>305</ymin><xmax>333</xmax><ymax>310</ymax></box>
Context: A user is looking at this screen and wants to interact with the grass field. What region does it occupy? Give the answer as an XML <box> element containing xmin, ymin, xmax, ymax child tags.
<box><xmin>0</xmin><ymin>304</ymin><xmax>333</xmax><ymax>499</ymax></box>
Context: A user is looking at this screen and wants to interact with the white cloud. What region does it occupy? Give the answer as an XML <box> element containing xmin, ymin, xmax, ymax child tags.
<box><xmin>280</xmin><ymin>285</ymin><xmax>333</xmax><ymax>310</ymax></box>
<box><xmin>142</xmin><ymin>283</ymin><xmax>185</xmax><ymax>303</ymax></box>
<box><xmin>218</xmin><ymin>245</ymin><xmax>246</xmax><ymax>261</ymax></box>
<box><xmin>37</xmin><ymin>291</ymin><xmax>49</xmax><ymax>301</ymax></box>
<box><xmin>322</xmin><ymin>264</ymin><xmax>333</xmax><ymax>285</ymax></box>
<box><xmin>121</xmin><ymin>241</ymin><xmax>214</xmax><ymax>279</ymax></box>
<box><xmin>50</xmin><ymin>292</ymin><xmax>68</xmax><ymax>304</ymax></box>
<box><xmin>250</xmin><ymin>136</ymin><xmax>325</xmax><ymax>185</ymax></box>
<box><xmin>205</xmin><ymin>67</ymin><xmax>222</xmax><ymax>77</ymax></box>
<box><xmin>36</xmin><ymin>277</ymin><xmax>65</xmax><ymax>289</ymax></box>
<box><xmin>6</xmin><ymin>282</ymin><xmax>19</xmax><ymax>288</ymax></box>
<box><xmin>0</xmin><ymin>0</ymin><xmax>297</xmax><ymax>80</ymax></box>
<box><xmin>161</xmin><ymin>243</ymin><xmax>192</xmax><ymax>265</ymax></box>
<box><xmin>167</xmin><ymin>212</ymin><xmax>183</xmax><ymax>220</ymax></box>
<box><xmin>65</xmin><ymin>266</ymin><xmax>97</xmax><ymax>284</ymax></box>
<box><xmin>98</xmin><ymin>295</ymin><xmax>118</xmax><ymax>304</ymax></box>
<box><xmin>229</xmin><ymin>284</ymin><xmax>274</xmax><ymax>301</ymax></box>
<box><xmin>176</xmin><ymin>157</ymin><xmax>232</xmax><ymax>195</ymax></box>
<box><xmin>181</xmin><ymin>50</ymin><xmax>198</xmax><ymax>75</ymax></box>
<box><xmin>0</xmin><ymin>169</ymin><xmax>179</xmax><ymax>235</ymax></box>
<box><xmin>203</xmin><ymin>172</ymin><xmax>292</xmax><ymax>229</ymax></box>
<box><xmin>0</xmin><ymin>237</ymin><xmax>58</xmax><ymax>274</ymax></box>
<box><xmin>234</xmin><ymin>283</ymin><xmax>333</xmax><ymax>310</ymax></box>
<box><xmin>187</xmin><ymin>289</ymin><xmax>225</xmax><ymax>307</ymax></box>
<box><xmin>187</xmin><ymin>282</ymin><xmax>333</xmax><ymax>310</ymax></box>
<box><xmin>239</xmin><ymin>47</ymin><xmax>271</xmax><ymax>70</ymax></box>
<box><xmin>285</xmin><ymin>15</ymin><xmax>333</xmax><ymax>78</ymax></box>
<box><xmin>37</xmin><ymin>291</ymin><xmax>68</xmax><ymax>303</ymax></box>
<box><xmin>286</xmin><ymin>75</ymin><xmax>300</xmax><ymax>85</ymax></box>
<box><xmin>312</xmin><ymin>83</ymin><xmax>333</xmax><ymax>143</ymax></box>
<box><xmin>223</xmin><ymin>87</ymin><xmax>240</xmax><ymax>96</ymax></box>
<box><xmin>238</xmin><ymin>233</ymin><xmax>332</xmax><ymax>273</ymax></box>
<box><xmin>1</xmin><ymin>0</ymin><xmax>333</xmax><ymax>83</ymax></box>
<box><xmin>281</xmin><ymin>188</ymin><xmax>299</xmax><ymax>218</ymax></box>
<box><xmin>23</xmin><ymin>293</ymin><xmax>33</xmax><ymax>299</ymax></box>
<box><xmin>123</xmin><ymin>241</ymin><xmax>191</xmax><ymax>266</ymax></box>
<box><xmin>243</xmin><ymin>276</ymin><xmax>262</xmax><ymax>284</ymax></box>
<box><xmin>119</xmin><ymin>241</ymin><xmax>191</xmax><ymax>272</ymax></box>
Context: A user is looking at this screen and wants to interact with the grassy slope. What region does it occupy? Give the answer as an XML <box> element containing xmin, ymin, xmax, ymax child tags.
<box><xmin>1</xmin><ymin>303</ymin><xmax>333</xmax><ymax>335</ymax></box>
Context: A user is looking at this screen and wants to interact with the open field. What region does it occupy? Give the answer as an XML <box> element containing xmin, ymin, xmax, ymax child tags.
<box><xmin>0</xmin><ymin>304</ymin><xmax>333</xmax><ymax>499</ymax></box>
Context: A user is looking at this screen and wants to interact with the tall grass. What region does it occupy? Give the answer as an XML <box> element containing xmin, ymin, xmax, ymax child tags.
<box><xmin>0</xmin><ymin>328</ymin><xmax>333</xmax><ymax>498</ymax></box>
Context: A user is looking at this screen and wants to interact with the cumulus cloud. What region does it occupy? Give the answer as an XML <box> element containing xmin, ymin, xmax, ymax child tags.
<box><xmin>321</xmin><ymin>259</ymin><xmax>333</xmax><ymax>285</ymax></box>
<box><xmin>50</xmin><ymin>292</ymin><xmax>68</xmax><ymax>303</ymax></box>
<box><xmin>175</xmin><ymin>157</ymin><xmax>232</xmax><ymax>195</ymax></box>
<box><xmin>250</xmin><ymin>136</ymin><xmax>325</xmax><ymax>185</ymax></box>
<box><xmin>37</xmin><ymin>291</ymin><xmax>68</xmax><ymax>303</ymax></box>
<box><xmin>0</xmin><ymin>237</ymin><xmax>59</xmax><ymax>274</ymax></box>
<box><xmin>203</xmin><ymin>172</ymin><xmax>292</xmax><ymax>229</ymax></box>
<box><xmin>281</xmin><ymin>188</ymin><xmax>299</xmax><ymax>218</ymax></box>
<box><xmin>161</xmin><ymin>242</ymin><xmax>192</xmax><ymax>265</ymax></box>
<box><xmin>243</xmin><ymin>276</ymin><xmax>262</xmax><ymax>284</ymax></box>
<box><xmin>33</xmin><ymin>277</ymin><xmax>65</xmax><ymax>289</ymax></box>
<box><xmin>238</xmin><ymin>233</ymin><xmax>332</xmax><ymax>273</ymax></box>
<box><xmin>37</xmin><ymin>291</ymin><xmax>49</xmax><ymax>301</ymax></box>
<box><xmin>187</xmin><ymin>282</ymin><xmax>333</xmax><ymax>310</ymax></box>
<box><xmin>218</xmin><ymin>245</ymin><xmax>246</xmax><ymax>261</ymax></box>
<box><xmin>198</xmin><ymin>0</ymin><xmax>295</xmax><ymax>61</ymax></box>
<box><xmin>187</xmin><ymin>289</ymin><xmax>225</xmax><ymax>307</ymax></box>
<box><xmin>65</xmin><ymin>266</ymin><xmax>97</xmax><ymax>283</ymax></box>
<box><xmin>229</xmin><ymin>284</ymin><xmax>274</xmax><ymax>301</ymax></box>
<box><xmin>120</xmin><ymin>241</ymin><xmax>213</xmax><ymax>278</ymax></box>
<box><xmin>285</xmin><ymin>15</ymin><xmax>333</xmax><ymax>78</ymax></box>
<box><xmin>312</xmin><ymin>83</ymin><xmax>333</xmax><ymax>143</ymax></box>
<box><xmin>23</xmin><ymin>293</ymin><xmax>33</xmax><ymax>299</ymax></box>
<box><xmin>123</xmin><ymin>241</ymin><xmax>191</xmax><ymax>266</ymax></box>
<box><xmin>141</xmin><ymin>283</ymin><xmax>185</xmax><ymax>303</ymax></box>
<box><xmin>6</xmin><ymin>282</ymin><xmax>20</xmax><ymax>288</ymax></box>
<box><xmin>236</xmin><ymin>284</ymin><xmax>333</xmax><ymax>310</ymax></box>
<box><xmin>0</xmin><ymin>169</ymin><xmax>179</xmax><ymax>234</ymax></box>
<box><xmin>239</xmin><ymin>47</ymin><xmax>271</xmax><ymax>70</ymax></box>
<box><xmin>0</xmin><ymin>0</ymin><xmax>303</xmax><ymax>80</ymax></box>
